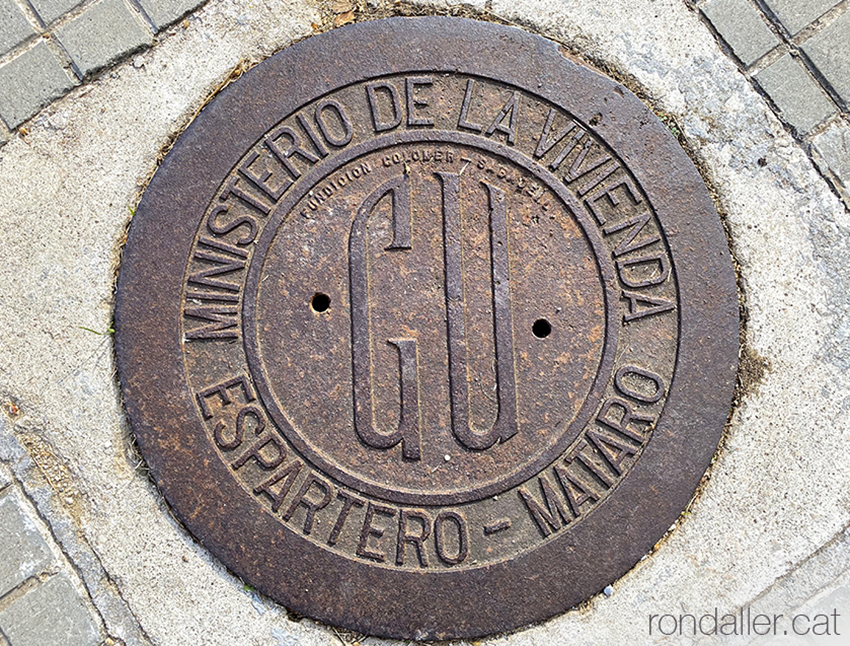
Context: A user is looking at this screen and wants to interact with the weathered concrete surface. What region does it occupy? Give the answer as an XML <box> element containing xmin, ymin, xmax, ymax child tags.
<box><xmin>0</xmin><ymin>0</ymin><xmax>848</xmax><ymax>644</ymax></box>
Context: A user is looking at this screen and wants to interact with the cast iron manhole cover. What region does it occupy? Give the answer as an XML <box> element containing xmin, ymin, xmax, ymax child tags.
<box><xmin>115</xmin><ymin>16</ymin><xmax>738</xmax><ymax>640</ymax></box>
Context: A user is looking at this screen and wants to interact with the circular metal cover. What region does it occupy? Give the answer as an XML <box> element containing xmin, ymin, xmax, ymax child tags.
<box><xmin>115</xmin><ymin>16</ymin><xmax>738</xmax><ymax>640</ymax></box>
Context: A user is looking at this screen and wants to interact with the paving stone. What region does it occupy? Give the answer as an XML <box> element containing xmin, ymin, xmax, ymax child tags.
<box><xmin>137</xmin><ymin>0</ymin><xmax>207</xmax><ymax>30</ymax></box>
<box><xmin>762</xmin><ymin>0</ymin><xmax>841</xmax><ymax>35</ymax></box>
<box><xmin>0</xmin><ymin>574</ymin><xmax>102</xmax><ymax>646</ymax></box>
<box><xmin>755</xmin><ymin>53</ymin><xmax>836</xmax><ymax>134</ymax></box>
<box><xmin>0</xmin><ymin>42</ymin><xmax>75</xmax><ymax>128</ymax></box>
<box><xmin>54</xmin><ymin>0</ymin><xmax>152</xmax><ymax>77</ymax></box>
<box><xmin>0</xmin><ymin>0</ymin><xmax>37</xmax><ymax>56</ymax></box>
<box><xmin>801</xmin><ymin>10</ymin><xmax>850</xmax><ymax>108</ymax></box>
<box><xmin>812</xmin><ymin>123</ymin><xmax>850</xmax><ymax>199</ymax></box>
<box><xmin>0</xmin><ymin>492</ymin><xmax>53</xmax><ymax>597</ymax></box>
<box><xmin>702</xmin><ymin>0</ymin><xmax>780</xmax><ymax>67</ymax></box>
<box><xmin>28</xmin><ymin>0</ymin><xmax>85</xmax><ymax>26</ymax></box>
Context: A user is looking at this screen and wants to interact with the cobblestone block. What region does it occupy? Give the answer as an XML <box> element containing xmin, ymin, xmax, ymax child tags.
<box><xmin>28</xmin><ymin>0</ymin><xmax>85</xmax><ymax>26</ymax></box>
<box><xmin>0</xmin><ymin>0</ymin><xmax>37</xmax><ymax>56</ymax></box>
<box><xmin>812</xmin><ymin>123</ymin><xmax>850</xmax><ymax>198</ymax></box>
<box><xmin>137</xmin><ymin>0</ymin><xmax>207</xmax><ymax>30</ymax></box>
<box><xmin>763</xmin><ymin>0</ymin><xmax>841</xmax><ymax>35</ymax></box>
<box><xmin>0</xmin><ymin>492</ymin><xmax>53</xmax><ymax>597</ymax></box>
<box><xmin>0</xmin><ymin>574</ymin><xmax>102</xmax><ymax>646</ymax></box>
<box><xmin>0</xmin><ymin>42</ymin><xmax>75</xmax><ymax>128</ymax></box>
<box><xmin>801</xmin><ymin>10</ymin><xmax>850</xmax><ymax>108</ymax></box>
<box><xmin>55</xmin><ymin>0</ymin><xmax>152</xmax><ymax>77</ymax></box>
<box><xmin>755</xmin><ymin>53</ymin><xmax>836</xmax><ymax>134</ymax></box>
<box><xmin>702</xmin><ymin>0</ymin><xmax>780</xmax><ymax>67</ymax></box>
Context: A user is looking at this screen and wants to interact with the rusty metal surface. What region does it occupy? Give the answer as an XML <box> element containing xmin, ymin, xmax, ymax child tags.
<box><xmin>114</xmin><ymin>16</ymin><xmax>739</xmax><ymax>640</ymax></box>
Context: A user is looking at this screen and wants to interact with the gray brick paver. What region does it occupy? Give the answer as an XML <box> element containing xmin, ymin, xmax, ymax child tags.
<box><xmin>0</xmin><ymin>0</ymin><xmax>37</xmax><ymax>56</ymax></box>
<box><xmin>702</xmin><ymin>0</ymin><xmax>780</xmax><ymax>67</ymax></box>
<box><xmin>28</xmin><ymin>0</ymin><xmax>85</xmax><ymax>26</ymax></box>
<box><xmin>0</xmin><ymin>492</ymin><xmax>53</xmax><ymax>597</ymax></box>
<box><xmin>55</xmin><ymin>0</ymin><xmax>152</xmax><ymax>78</ymax></box>
<box><xmin>812</xmin><ymin>122</ymin><xmax>850</xmax><ymax>195</ymax></box>
<box><xmin>137</xmin><ymin>0</ymin><xmax>208</xmax><ymax>30</ymax></box>
<box><xmin>0</xmin><ymin>574</ymin><xmax>102</xmax><ymax>646</ymax></box>
<box><xmin>0</xmin><ymin>0</ymin><xmax>210</xmax><ymax>129</ymax></box>
<box><xmin>755</xmin><ymin>53</ymin><xmax>837</xmax><ymax>134</ymax></box>
<box><xmin>801</xmin><ymin>10</ymin><xmax>850</xmax><ymax>108</ymax></box>
<box><xmin>0</xmin><ymin>42</ymin><xmax>76</xmax><ymax>129</ymax></box>
<box><xmin>763</xmin><ymin>0</ymin><xmax>842</xmax><ymax>35</ymax></box>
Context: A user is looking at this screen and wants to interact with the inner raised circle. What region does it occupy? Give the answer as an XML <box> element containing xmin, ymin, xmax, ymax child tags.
<box><xmin>243</xmin><ymin>131</ymin><xmax>619</xmax><ymax>506</ymax></box>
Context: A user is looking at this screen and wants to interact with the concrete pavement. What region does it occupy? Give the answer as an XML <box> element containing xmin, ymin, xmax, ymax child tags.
<box><xmin>1</xmin><ymin>0</ymin><xmax>849</xmax><ymax>644</ymax></box>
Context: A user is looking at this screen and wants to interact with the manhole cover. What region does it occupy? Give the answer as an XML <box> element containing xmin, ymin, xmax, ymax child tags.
<box><xmin>115</xmin><ymin>16</ymin><xmax>738</xmax><ymax>640</ymax></box>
